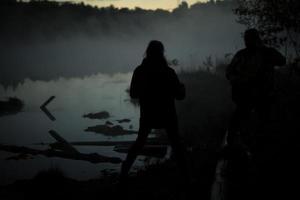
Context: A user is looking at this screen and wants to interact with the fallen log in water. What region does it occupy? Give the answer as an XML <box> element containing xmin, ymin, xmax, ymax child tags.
<box><xmin>35</xmin><ymin>138</ymin><xmax>170</xmax><ymax>148</ymax></box>
<box><xmin>48</xmin><ymin>130</ymin><xmax>79</xmax><ymax>154</ymax></box>
<box><xmin>38</xmin><ymin>131</ymin><xmax>170</xmax><ymax>159</ymax></box>
<box><xmin>0</xmin><ymin>144</ymin><xmax>122</xmax><ymax>164</ymax></box>
<box><xmin>40</xmin><ymin>139</ymin><xmax>170</xmax><ymax>158</ymax></box>
<box><xmin>85</xmin><ymin>124</ymin><xmax>138</xmax><ymax>136</ymax></box>
<box><xmin>61</xmin><ymin>138</ymin><xmax>169</xmax><ymax>146</ymax></box>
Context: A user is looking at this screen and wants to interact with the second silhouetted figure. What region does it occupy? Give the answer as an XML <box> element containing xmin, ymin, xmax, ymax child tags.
<box><xmin>226</xmin><ymin>29</ymin><xmax>286</xmax><ymax>146</ymax></box>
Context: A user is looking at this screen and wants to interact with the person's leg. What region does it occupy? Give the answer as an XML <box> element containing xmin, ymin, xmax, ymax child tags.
<box><xmin>165</xmin><ymin>125</ymin><xmax>189</xmax><ymax>182</ymax></box>
<box><xmin>228</xmin><ymin>85</ymin><xmax>253</xmax><ymax>144</ymax></box>
<box><xmin>256</xmin><ymin>97</ymin><xmax>271</xmax><ymax>134</ymax></box>
<box><xmin>228</xmin><ymin>101</ymin><xmax>252</xmax><ymax>145</ymax></box>
<box><xmin>249</xmin><ymin>97</ymin><xmax>272</xmax><ymax>156</ymax></box>
<box><xmin>120</xmin><ymin>125</ymin><xmax>151</xmax><ymax>180</ymax></box>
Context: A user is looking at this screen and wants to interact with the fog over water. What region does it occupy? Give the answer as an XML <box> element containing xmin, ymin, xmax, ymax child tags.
<box><xmin>0</xmin><ymin>73</ymin><xmax>137</xmax><ymax>144</ymax></box>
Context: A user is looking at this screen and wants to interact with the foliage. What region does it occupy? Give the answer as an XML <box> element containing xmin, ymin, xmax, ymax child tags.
<box><xmin>234</xmin><ymin>0</ymin><xmax>300</xmax><ymax>56</ymax></box>
<box><xmin>177</xmin><ymin>68</ymin><xmax>233</xmax><ymax>146</ymax></box>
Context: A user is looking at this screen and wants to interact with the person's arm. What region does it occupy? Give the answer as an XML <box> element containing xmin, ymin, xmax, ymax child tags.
<box><xmin>129</xmin><ymin>70</ymin><xmax>139</xmax><ymax>99</ymax></box>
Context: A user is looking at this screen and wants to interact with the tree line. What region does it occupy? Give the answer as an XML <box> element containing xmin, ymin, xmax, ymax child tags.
<box><xmin>0</xmin><ymin>0</ymin><xmax>237</xmax><ymax>42</ymax></box>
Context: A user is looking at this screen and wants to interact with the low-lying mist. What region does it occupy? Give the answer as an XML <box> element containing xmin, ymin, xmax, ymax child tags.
<box><xmin>0</xmin><ymin>1</ymin><xmax>244</xmax><ymax>87</ymax></box>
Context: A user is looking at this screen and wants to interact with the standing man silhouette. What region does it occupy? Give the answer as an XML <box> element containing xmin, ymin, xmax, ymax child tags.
<box><xmin>226</xmin><ymin>29</ymin><xmax>286</xmax><ymax>146</ymax></box>
<box><xmin>120</xmin><ymin>40</ymin><xmax>188</xmax><ymax>182</ymax></box>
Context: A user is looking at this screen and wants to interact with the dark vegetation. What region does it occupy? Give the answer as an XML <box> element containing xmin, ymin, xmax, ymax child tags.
<box><xmin>0</xmin><ymin>153</ymin><xmax>217</xmax><ymax>200</ymax></box>
<box><xmin>235</xmin><ymin>0</ymin><xmax>300</xmax><ymax>56</ymax></box>
<box><xmin>177</xmin><ymin>68</ymin><xmax>233</xmax><ymax>148</ymax></box>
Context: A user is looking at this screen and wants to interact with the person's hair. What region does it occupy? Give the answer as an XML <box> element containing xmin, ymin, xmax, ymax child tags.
<box><xmin>145</xmin><ymin>40</ymin><xmax>166</xmax><ymax>59</ymax></box>
<box><xmin>144</xmin><ymin>40</ymin><xmax>168</xmax><ymax>67</ymax></box>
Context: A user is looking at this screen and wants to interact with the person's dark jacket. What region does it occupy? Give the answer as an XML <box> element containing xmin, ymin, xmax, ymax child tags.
<box><xmin>226</xmin><ymin>46</ymin><xmax>286</xmax><ymax>86</ymax></box>
<box><xmin>130</xmin><ymin>58</ymin><xmax>185</xmax><ymax>128</ymax></box>
<box><xmin>226</xmin><ymin>46</ymin><xmax>286</xmax><ymax>102</ymax></box>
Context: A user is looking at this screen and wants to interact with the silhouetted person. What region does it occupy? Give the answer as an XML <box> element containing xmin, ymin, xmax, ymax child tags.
<box><xmin>226</xmin><ymin>29</ymin><xmax>286</xmax><ymax>146</ymax></box>
<box><xmin>120</xmin><ymin>40</ymin><xmax>188</xmax><ymax>182</ymax></box>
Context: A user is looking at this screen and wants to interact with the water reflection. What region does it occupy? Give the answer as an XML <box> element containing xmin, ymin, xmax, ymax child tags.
<box><xmin>1</xmin><ymin>73</ymin><xmax>134</xmax><ymax>112</ymax></box>
<box><xmin>0</xmin><ymin>73</ymin><xmax>143</xmax><ymax>185</ymax></box>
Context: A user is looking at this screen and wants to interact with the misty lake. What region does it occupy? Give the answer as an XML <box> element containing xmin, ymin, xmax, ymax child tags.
<box><xmin>0</xmin><ymin>73</ymin><xmax>148</xmax><ymax>185</ymax></box>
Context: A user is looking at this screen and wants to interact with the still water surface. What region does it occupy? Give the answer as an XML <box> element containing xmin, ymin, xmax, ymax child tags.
<box><xmin>0</xmin><ymin>73</ymin><xmax>145</xmax><ymax>185</ymax></box>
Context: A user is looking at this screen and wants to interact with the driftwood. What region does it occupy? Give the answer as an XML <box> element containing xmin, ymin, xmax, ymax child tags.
<box><xmin>53</xmin><ymin>138</ymin><xmax>169</xmax><ymax>146</ymax></box>
<box><xmin>0</xmin><ymin>144</ymin><xmax>122</xmax><ymax>164</ymax></box>
<box><xmin>49</xmin><ymin>130</ymin><xmax>79</xmax><ymax>154</ymax></box>
<box><xmin>85</xmin><ymin>124</ymin><xmax>137</xmax><ymax>136</ymax></box>
<box><xmin>6</xmin><ymin>130</ymin><xmax>170</xmax><ymax>161</ymax></box>
<box><xmin>0</xmin><ymin>130</ymin><xmax>122</xmax><ymax>164</ymax></box>
<box><xmin>44</xmin><ymin>138</ymin><xmax>170</xmax><ymax>158</ymax></box>
<box><xmin>40</xmin><ymin>96</ymin><xmax>56</xmax><ymax>121</ymax></box>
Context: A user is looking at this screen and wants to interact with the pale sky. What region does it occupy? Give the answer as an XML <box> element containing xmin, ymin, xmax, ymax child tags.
<box><xmin>55</xmin><ymin>0</ymin><xmax>208</xmax><ymax>10</ymax></box>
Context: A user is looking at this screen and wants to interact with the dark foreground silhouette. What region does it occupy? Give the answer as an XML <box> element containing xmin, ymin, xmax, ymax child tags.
<box><xmin>120</xmin><ymin>40</ymin><xmax>189</xmax><ymax>184</ymax></box>
<box><xmin>220</xmin><ymin>29</ymin><xmax>296</xmax><ymax>200</ymax></box>
<box><xmin>226</xmin><ymin>28</ymin><xmax>286</xmax><ymax>147</ymax></box>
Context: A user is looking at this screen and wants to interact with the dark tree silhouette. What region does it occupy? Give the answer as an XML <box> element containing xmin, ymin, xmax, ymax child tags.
<box><xmin>0</xmin><ymin>0</ymin><xmax>238</xmax><ymax>42</ymax></box>
<box><xmin>234</xmin><ymin>0</ymin><xmax>300</xmax><ymax>57</ymax></box>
